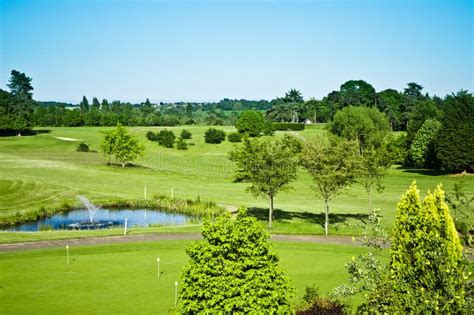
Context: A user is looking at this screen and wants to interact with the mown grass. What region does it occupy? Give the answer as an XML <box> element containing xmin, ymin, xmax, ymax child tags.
<box><xmin>0</xmin><ymin>240</ymin><xmax>371</xmax><ymax>314</ymax></box>
<box><xmin>0</xmin><ymin>125</ymin><xmax>472</xmax><ymax>239</ymax></box>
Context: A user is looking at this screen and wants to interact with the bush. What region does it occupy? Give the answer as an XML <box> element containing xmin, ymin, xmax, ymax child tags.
<box><xmin>178</xmin><ymin>208</ymin><xmax>293</xmax><ymax>313</ymax></box>
<box><xmin>409</xmin><ymin>119</ymin><xmax>441</xmax><ymax>168</ymax></box>
<box><xmin>146</xmin><ymin>130</ymin><xmax>157</xmax><ymax>141</ymax></box>
<box><xmin>272</xmin><ymin>122</ymin><xmax>305</xmax><ymax>131</ymax></box>
<box><xmin>386</xmin><ymin>134</ymin><xmax>408</xmax><ymax>165</ymax></box>
<box><xmin>76</xmin><ymin>142</ymin><xmax>90</xmax><ymax>152</ymax></box>
<box><xmin>176</xmin><ymin>138</ymin><xmax>188</xmax><ymax>150</ymax></box>
<box><xmin>296</xmin><ymin>285</ymin><xmax>348</xmax><ymax>315</ymax></box>
<box><xmin>184</xmin><ymin>119</ymin><xmax>196</xmax><ymax>125</ymax></box>
<box><xmin>180</xmin><ymin>129</ymin><xmax>192</xmax><ymax>139</ymax></box>
<box><xmin>227</xmin><ymin>132</ymin><xmax>242</xmax><ymax>142</ymax></box>
<box><xmin>204</xmin><ymin>128</ymin><xmax>226</xmax><ymax>144</ymax></box>
<box><xmin>156</xmin><ymin>129</ymin><xmax>176</xmax><ymax>148</ymax></box>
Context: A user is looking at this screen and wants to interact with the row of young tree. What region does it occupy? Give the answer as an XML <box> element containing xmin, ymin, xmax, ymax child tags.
<box><xmin>177</xmin><ymin>183</ymin><xmax>471</xmax><ymax>313</ymax></box>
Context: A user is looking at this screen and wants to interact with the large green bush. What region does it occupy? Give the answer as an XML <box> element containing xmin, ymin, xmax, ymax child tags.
<box><xmin>204</xmin><ymin>128</ymin><xmax>226</xmax><ymax>144</ymax></box>
<box><xmin>156</xmin><ymin>129</ymin><xmax>176</xmax><ymax>148</ymax></box>
<box><xmin>178</xmin><ymin>208</ymin><xmax>293</xmax><ymax>313</ymax></box>
<box><xmin>227</xmin><ymin>132</ymin><xmax>242</xmax><ymax>142</ymax></box>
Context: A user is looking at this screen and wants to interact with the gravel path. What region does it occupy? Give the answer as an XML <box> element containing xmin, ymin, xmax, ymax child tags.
<box><xmin>0</xmin><ymin>233</ymin><xmax>358</xmax><ymax>252</ymax></box>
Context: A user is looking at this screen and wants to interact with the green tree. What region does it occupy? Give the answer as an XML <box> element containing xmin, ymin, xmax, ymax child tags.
<box><xmin>339</xmin><ymin>80</ymin><xmax>376</xmax><ymax>108</ymax></box>
<box><xmin>328</xmin><ymin>106</ymin><xmax>390</xmax><ymax>154</ymax></box>
<box><xmin>7</xmin><ymin>70</ymin><xmax>33</xmax><ymax>100</ymax></box>
<box><xmin>381</xmin><ymin>182</ymin><xmax>470</xmax><ymax>313</ymax></box>
<box><xmin>409</xmin><ymin>119</ymin><xmax>441</xmax><ymax>168</ymax></box>
<box><xmin>300</xmin><ymin>139</ymin><xmax>360</xmax><ymax>235</ymax></box>
<box><xmin>91</xmin><ymin>97</ymin><xmax>101</xmax><ymax>109</ymax></box>
<box><xmin>435</xmin><ymin>90</ymin><xmax>474</xmax><ymax>172</ymax></box>
<box><xmin>79</xmin><ymin>96</ymin><xmax>89</xmax><ymax>112</ymax></box>
<box><xmin>359</xmin><ymin>147</ymin><xmax>392</xmax><ymax>212</ymax></box>
<box><xmin>179</xmin><ymin>208</ymin><xmax>293</xmax><ymax>313</ymax></box>
<box><xmin>235</xmin><ymin>110</ymin><xmax>270</xmax><ymax>137</ymax></box>
<box><xmin>229</xmin><ymin>135</ymin><xmax>299</xmax><ymax>227</ymax></box>
<box><xmin>100</xmin><ymin>124</ymin><xmax>144</xmax><ymax>167</ymax></box>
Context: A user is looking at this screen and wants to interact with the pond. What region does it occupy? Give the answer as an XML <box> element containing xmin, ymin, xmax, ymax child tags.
<box><xmin>2</xmin><ymin>209</ymin><xmax>191</xmax><ymax>232</ymax></box>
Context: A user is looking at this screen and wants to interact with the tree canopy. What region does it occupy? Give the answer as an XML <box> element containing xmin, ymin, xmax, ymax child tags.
<box><xmin>179</xmin><ymin>208</ymin><xmax>293</xmax><ymax>313</ymax></box>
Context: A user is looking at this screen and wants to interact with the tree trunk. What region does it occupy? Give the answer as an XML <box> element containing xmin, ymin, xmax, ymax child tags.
<box><xmin>324</xmin><ymin>199</ymin><xmax>329</xmax><ymax>235</ymax></box>
<box><xmin>268</xmin><ymin>195</ymin><xmax>274</xmax><ymax>228</ymax></box>
<box><xmin>368</xmin><ymin>189</ymin><xmax>372</xmax><ymax>213</ymax></box>
<box><xmin>121</xmin><ymin>162</ymin><xmax>125</xmax><ymax>168</ymax></box>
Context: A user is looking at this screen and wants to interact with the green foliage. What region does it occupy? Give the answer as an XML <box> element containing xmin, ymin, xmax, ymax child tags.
<box><xmin>227</xmin><ymin>132</ymin><xmax>242</xmax><ymax>142</ymax></box>
<box><xmin>76</xmin><ymin>142</ymin><xmax>90</xmax><ymax>152</ymax></box>
<box><xmin>204</xmin><ymin>128</ymin><xmax>226</xmax><ymax>144</ymax></box>
<box><xmin>178</xmin><ymin>208</ymin><xmax>293</xmax><ymax>314</ymax></box>
<box><xmin>359</xmin><ymin>147</ymin><xmax>392</xmax><ymax>211</ymax></box>
<box><xmin>386</xmin><ymin>134</ymin><xmax>408</xmax><ymax>165</ymax></box>
<box><xmin>372</xmin><ymin>182</ymin><xmax>471</xmax><ymax>313</ymax></box>
<box><xmin>7</xmin><ymin>69</ymin><xmax>34</xmax><ymax>100</ymax></box>
<box><xmin>179</xmin><ymin>129</ymin><xmax>192</xmax><ymax>139</ymax></box>
<box><xmin>435</xmin><ymin>90</ymin><xmax>474</xmax><ymax>172</ymax></box>
<box><xmin>328</xmin><ymin>106</ymin><xmax>390</xmax><ymax>154</ymax></box>
<box><xmin>229</xmin><ymin>135</ymin><xmax>299</xmax><ymax>226</ymax></box>
<box><xmin>272</xmin><ymin>122</ymin><xmax>305</xmax><ymax>131</ymax></box>
<box><xmin>100</xmin><ymin>124</ymin><xmax>145</xmax><ymax>167</ymax></box>
<box><xmin>297</xmin><ymin>285</ymin><xmax>348</xmax><ymax>315</ymax></box>
<box><xmin>156</xmin><ymin>129</ymin><xmax>176</xmax><ymax>148</ymax></box>
<box><xmin>235</xmin><ymin>110</ymin><xmax>271</xmax><ymax>137</ymax></box>
<box><xmin>446</xmin><ymin>176</ymin><xmax>474</xmax><ymax>245</ymax></box>
<box><xmin>409</xmin><ymin>118</ymin><xmax>441</xmax><ymax>168</ymax></box>
<box><xmin>176</xmin><ymin>138</ymin><xmax>188</xmax><ymax>150</ymax></box>
<box><xmin>300</xmin><ymin>138</ymin><xmax>360</xmax><ymax>235</ymax></box>
<box><xmin>0</xmin><ymin>70</ymin><xmax>36</xmax><ymax>133</ymax></box>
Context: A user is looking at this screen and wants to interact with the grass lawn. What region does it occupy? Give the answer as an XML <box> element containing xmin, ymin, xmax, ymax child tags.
<box><xmin>0</xmin><ymin>125</ymin><xmax>472</xmax><ymax>238</ymax></box>
<box><xmin>0</xmin><ymin>240</ymin><xmax>372</xmax><ymax>314</ymax></box>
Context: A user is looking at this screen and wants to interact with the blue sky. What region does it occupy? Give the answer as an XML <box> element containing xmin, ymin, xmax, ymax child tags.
<box><xmin>0</xmin><ymin>0</ymin><xmax>472</xmax><ymax>103</ymax></box>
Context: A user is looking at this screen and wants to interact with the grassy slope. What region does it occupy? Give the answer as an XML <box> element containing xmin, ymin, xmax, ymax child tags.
<box><xmin>0</xmin><ymin>240</ymin><xmax>371</xmax><ymax>314</ymax></box>
<box><xmin>0</xmin><ymin>125</ymin><xmax>472</xmax><ymax>236</ymax></box>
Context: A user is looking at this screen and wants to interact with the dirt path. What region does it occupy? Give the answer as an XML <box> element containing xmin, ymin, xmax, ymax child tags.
<box><xmin>0</xmin><ymin>233</ymin><xmax>358</xmax><ymax>252</ymax></box>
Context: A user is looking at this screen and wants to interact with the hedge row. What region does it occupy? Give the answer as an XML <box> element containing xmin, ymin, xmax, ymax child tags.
<box><xmin>272</xmin><ymin>123</ymin><xmax>305</xmax><ymax>131</ymax></box>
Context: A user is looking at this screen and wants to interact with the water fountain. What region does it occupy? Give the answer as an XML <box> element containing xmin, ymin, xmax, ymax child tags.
<box><xmin>67</xmin><ymin>196</ymin><xmax>114</xmax><ymax>230</ymax></box>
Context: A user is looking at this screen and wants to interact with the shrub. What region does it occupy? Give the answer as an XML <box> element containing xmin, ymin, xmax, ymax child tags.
<box><xmin>76</xmin><ymin>142</ymin><xmax>90</xmax><ymax>152</ymax></box>
<box><xmin>184</xmin><ymin>119</ymin><xmax>196</xmax><ymax>125</ymax></box>
<box><xmin>227</xmin><ymin>132</ymin><xmax>242</xmax><ymax>142</ymax></box>
<box><xmin>272</xmin><ymin>122</ymin><xmax>305</xmax><ymax>131</ymax></box>
<box><xmin>146</xmin><ymin>130</ymin><xmax>157</xmax><ymax>141</ymax></box>
<box><xmin>204</xmin><ymin>128</ymin><xmax>226</xmax><ymax>144</ymax></box>
<box><xmin>180</xmin><ymin>129</ymin><xmax>192</xmax><ymax>139</ymax></box>
<box><xmin>176</xmin><ymin>138</ymin><xmax>188</xmax><ymax>150</ymax></box>
<box><xmin>156</xmin><ymin>129</ymin><xmax>176</xmax><ymax>148</ymax></box>
<box><xmin>386</xmin><ymin>134</ymin><xmax>408</xmax><ymax>165</ymax></box>
<box><xmin>297</xmin><ymin>285</ymin><xmax>348</xmax><ymax>315</ymax></box>
<box><xmin>178</xmin><ymin>208</ymin><xmax>293</xmax><ymax>313</ymax></box>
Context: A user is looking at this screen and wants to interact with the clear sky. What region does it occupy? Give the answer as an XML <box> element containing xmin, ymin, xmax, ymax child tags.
<box><xmin>0</xmin><ymin>0</ymin><xmax>472</xmax><ymax>103</ymax></box>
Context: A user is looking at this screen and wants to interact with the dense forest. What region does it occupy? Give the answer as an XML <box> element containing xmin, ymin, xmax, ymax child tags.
<box><xmin>1</xmin><ymin>70</ymin><xmax>473</xmax><ymax>172</ymax></box>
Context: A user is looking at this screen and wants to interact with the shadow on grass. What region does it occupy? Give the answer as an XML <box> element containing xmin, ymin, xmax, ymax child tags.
<box><xmin>0</xmin><ymin>129</ymin><xmax>51</xmax><ymax>137</ymax></box>
<box><xmin>105</xmin><ymin>162</ymin><xmax>152</xmax><ymax>170</ymax></box>
<box><xmin>396</xmin><ymin>166</ymin><xmax>453</xmax><ymax>176</ymax></box>
<box><xmin>247</xmin><ymin>207</ymin><xmax>368</xmax><ymax>229</ymax></box>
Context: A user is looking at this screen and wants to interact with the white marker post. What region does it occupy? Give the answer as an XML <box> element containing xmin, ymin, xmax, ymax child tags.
<box><xmin>124</xmin><ymin>218</ymin><xmax>128</xmax><ymax>236</ymax></box>
<box><xmin>171</xmin><ymin>187</ymin><xmax>174</xmax><ymax>198</ymax></box>
<box><xmin>174</xmin><ymin>281</ymin><xmax>178</xmax><ymax>306</ymax></box>
<box><xmin>66</xmin><ymin>245</ymin><xmax>70</xmax><ymax>265</ymax></box>
<box><xmin>157</xmin><ymin>257</ymin><xmax>160</xmax><ymax>279</ymax></box>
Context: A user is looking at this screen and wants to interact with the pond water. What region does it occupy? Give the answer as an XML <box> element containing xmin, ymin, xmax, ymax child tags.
<box><xmin>2</xmin><ymin>209</ymin><xmax>191</xmax><ymax>232</ymax></box>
